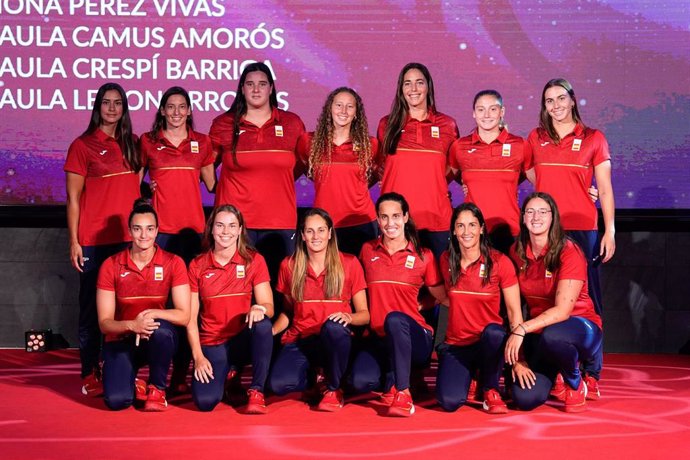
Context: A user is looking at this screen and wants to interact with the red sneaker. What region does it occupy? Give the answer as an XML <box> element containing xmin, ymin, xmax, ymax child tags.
<box><xmin>143</xmin><ymin>385</ymin><xmax>169</xmax><ymax>412</ymax></box>
<box><xmin>317</xmin><ymin>389</ymin><xmax>344</xmax><ymax>412</ymax></box>
<box><xmin>387</xmin><ymin>390</ymin><xmax>415</xmax><ymax>417</ymax></box>
<box><xmin>482</xmin><ymin>388</ymin><xmax>508</xmax><ymax>414</ymax></box>
<box><xmin>380</xmin><ymin>385</ymin><xmax>397</xmax><ymax>406</ymax></box>
<box><xmin>584</xmin><ymin>374</ymin><xmax>601</xmax><ymax>401</ymax></box>
<box><xmin>564</xmin><ymin>379</ymin><xmax>588</xmax><ymax>413</ymax></box>
<box><xmin>245</xmin><ymin>389</ymin><xmax>268</xmax><ymax>415</ymax></box>
<box><xmin>467</xmin><ymin>378</ymin><xmax>479</xmax><ymax>402</ymax></box>
<box><xmin>81</xmin><ymin>371</ymin><xmax>103</xmax><ymax>397</ymax></box>
<box><xmin>550</xmin><ymin>373</ymin><xmax>566</xmax><ymax>401</ymax></box>
<box><xmin>134</xmin><ymin>378</ymin><xmax>147</xmax><ymax>402</ymax></box>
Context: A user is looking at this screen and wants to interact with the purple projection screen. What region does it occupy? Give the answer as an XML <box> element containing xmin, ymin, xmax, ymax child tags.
<box><xmin>1</xmin><ymin>0</ymin><xmax>689</xmax><ymax>208</ymax></box>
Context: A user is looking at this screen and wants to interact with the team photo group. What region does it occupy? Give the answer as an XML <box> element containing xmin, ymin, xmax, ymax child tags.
<box><xmin>64</xmin><ymin>60</ymin><xmax>615</xmax><ymax>417</ymax></box>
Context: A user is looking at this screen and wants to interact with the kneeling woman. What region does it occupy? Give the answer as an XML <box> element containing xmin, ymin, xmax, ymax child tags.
<box><xmin>353</xmin><ymin>192</ymin><xmax>447</xmax><ymax>417</ymax></box>
<box><xmin>507</xmin><ymin>192</ymin><xmax>603</xmax><ymax>412</ymax></box>
<box><xmin>269</xmin><ymin>208</ymin><xmax>369</xmax><ymax>412</ymax></box>
<box><xmin>436</xmin><ymin>203</ymin><xmax>522</xmax><ymax>414</ymax></box>
<box><xmin>187</xmin><ymin>205</ymin><xmax>274</xmax><ymax>414</ymax></box>
<box><xmin>96</xmin><ymin>199</ymin><xmax>190</xmax><ymax>411</ymax></box>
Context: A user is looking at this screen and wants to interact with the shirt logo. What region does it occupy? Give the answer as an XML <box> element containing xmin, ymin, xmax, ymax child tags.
<box><xmin>502</xmin><ymin>144</ymin><xmax>511</xmax><ymax>157</ymax></box>
<box><xmin>540</xmin><ymin>142</ymin><xmax>550</xmax><ymax>147</ymax></box>
<box><xmin>190</xmin><ymin>141</ymin><xmax>199</xmax><ymax>154</ymax></box>
<box><xmin>154</xmin><ymin>266</ymin><xmax>164</xmax><ymax>281</ymax></box>
<box><xmin>479</xmin><ymin>264</ymin><xmax>486</xmax><ymax>278</ymax></box>
<box><xmin>405</xmin><ymin>255</ymin><xmax>415</xmax><ymax>269</ymax></box>
<box><xmin>545</xmin><ymin>269</ymin><xmax>553</xmax><ymax>278</ymax></box>
<box><xmin>431</xmin><ymin>126</ymin><xmax>440</xmax><ymax>138</ymax></box>
<box><xmin>156</xmin><ymin>146</ymin><xmax>166</xmax><ymax>151</ymax></box>
<box><xmin>236</xmin><ymin>265</ymin><xmax>246</xmax><ymax>279</ymax></box>
<box><xmin>204</xmin><ymin>273</ymin><xmax>215</xmax><ymax>279</ymax></box>
<box><xmin>275</xmin><ymin>125</ymin><xmax>284</xmax><ymax>137</ymax></box>
<box><xmin>572</xmin><ymin>139</ymin><xmax>582</xmax><ymax>152</ymax></box>
<box><xmin>467</xmin><ymin>148</ymin><xmax>477</xmax><ymax>153</ymax></box>
<box><xmin>120</xmin><ymin>271</ymin><xmax>131</xmax><ymax>278</ymax></box>
<box><xmin>238</xmin><ymin>130</ymin><xmax>246</xmax><ymax>135</ymax></box>
<box><xmin>99</xmin><ymin>150</ymin><xmax>107</xmax><ymax>155</ymax></box>
<box><xmin>370</xmin><ymin>256</ymin><xmax>380</xmax><ymax>262</ymax></box>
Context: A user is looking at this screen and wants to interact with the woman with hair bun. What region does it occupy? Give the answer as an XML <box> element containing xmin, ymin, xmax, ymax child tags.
<box><xmin>96</xmin><ymin>199</ymin><xmax>190</xmax><ymax>411</ymax></box>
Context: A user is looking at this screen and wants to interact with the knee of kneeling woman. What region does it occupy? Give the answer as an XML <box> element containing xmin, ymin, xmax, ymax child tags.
<box><xmin>481</xmin><ymin>323</ymin><xmax>506</xmax><ymax>342</ymax></box>
<box><xmin>104</xmin><ymin>392</ymin><xmax>134</xmax><ymax>411</ymax></box>
<box><xmin>437</xmin><ymin>392</ymin><xmax>465</xmax><ymax>412</ymax></box>
<box><xmin>150</xmin><ymin>320</ymin><xmax>176</xmax><ymax>343</ymax></box>
<box><xmin>320</xmin><ymin>318</ymin><xmax>349</xmax><ymax>338</ymax></box>
<box><xmin>193</xmin><ymin>391</ymin><xmax>221</xmax><ymax>412</ymax></box>
<box><xmin>250</xmin><ymin>317</ymin><xmax>273</xmax><ymax>335</ymax></box>
<box><xmin>511</xmin><ymin>385</ymin><xmax>547</xmax><ymax>411</ymax></box>
<box><xmin>383</xmin><ymin>311</ymin><xmax>408</xmax><ymax>334</ymax></box>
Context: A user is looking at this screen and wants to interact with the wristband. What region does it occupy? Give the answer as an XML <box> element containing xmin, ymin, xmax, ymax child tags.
<box><xmin>511</xmin><ymin>331</ymin><xmax>525</xmax><ymax>338</ymax></box>
<box><xmin>251</xmin><ymin>305</ymin><xmax>267</xmax><ymax>314</ymax></box>
<box><xmin>518</xmin><ymin>323</ymin><xmax>528</xmax><ymax>334</ymax></box>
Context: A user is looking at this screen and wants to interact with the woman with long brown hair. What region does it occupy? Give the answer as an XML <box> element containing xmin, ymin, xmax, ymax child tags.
<box><xmin>269</xmin><ymin>208</ymin><xmax>369</xmax><ymax>412</ymax></box>
<box><xmin>296</xmin><ymin>87</ymin><xmax>380</xmax><ymax>255</ymax></box>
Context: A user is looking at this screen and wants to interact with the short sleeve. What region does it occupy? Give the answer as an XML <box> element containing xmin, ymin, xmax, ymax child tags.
<box><xmin>171</xmin><ymin>256</ymin><xmax>190</xmax><ymax>287</ymax></box>
<box><xmin>448</xmin><ymin>139</ymin><xmax>461</xmax><ymax>170</ymax></box>
<box><xmin>591</xmin><ymin>130</ymin><xmax>611</xmax><ymax>167</ymax></box>
<box><xmin>96</xmin><ymin>256</ymin><xmax>117</xmax><ymax>291</ymax></box>
<box><xmin>276</xmin><ymin>257</ymin><xmax>293</xmax><ymax>297</ymax></box>
<box><xmin>495</xmin><ymin>253</ymin><xmax>518</xmax><ymax>289</ymax></box>
<box><xmin>64</xmin><ymin>138</ymin><xmax>88</xmax><ymax>176</ymax></box>
<box><xmin>296</xmin><ymin>132</ymin><xmax>312</xmax><ymax>164</ymax></box>
<box><xmin>345</xmin><ymin>255</ymin><xmax>367</xmax><ymax>296</ymax></box>
<box><xmin>187</xmin><ymin>257</ymin><xmax>201</xmax><ymax>293</ymax></box>
<box><xmin>249</xmin><ymin>252</ymin><xmax>271</xmax><ymax>286</ymax></box>
<box><xmin>200</xmin><ymin>134</ymin><xmax>216</xmax><ymax>167</ymax></box>
<box><xmin>438</xmin><ymin>251</ymin><xmax>452</xmax><ymax>289</ymax></box>
<box><xmin>558</xmin><ymin>242</ymin><xmax>587</xmax><ymax>282</ymax></box>
<box><xmin>423</xmin><ymin>250</ymin><xmax>444</xmax><ymax>287</ymax></box>
<box><xmin>524</xmin><ymin>129</ymin><xmax>538</xmax><ymax>170</ymax></box>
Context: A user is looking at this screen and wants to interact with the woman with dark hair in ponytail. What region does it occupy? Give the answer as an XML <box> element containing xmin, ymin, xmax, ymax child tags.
<box><xmin>209</xmin><ymin>62</ymin><xmax>306</xmax><ymax>287</ymax></box>
<box><xmin>140</xmin><ymin>86</ymin><xmax>216</xmax><ymax>263</ymax></box>
<box><xmin>64</xmin><ymin>82</ymin><xmax>141</xmax><ymax>396</ymax></box>
<box><xmin>269</xmin><ymin>208</ymin><xmax>369</xmax><ymax>412</ymax></box>
<box><xmin>96</xmin><ymin>199</ymin><xmax>190</xmax><ymax>411</ymax></box>
<box><xmin>436</xmin><ymin>203</ymin><xmax>522</xmax><ymax>414</ymax></box>
<box><xmin>449</xmin><ymin>90</ymin><xmax>526</xmax><ymax>254</ymax></box>
<box><xmin>352</xmin><ymin>192</ymin><xmax>447</xmax><ymax>417</ymax></box>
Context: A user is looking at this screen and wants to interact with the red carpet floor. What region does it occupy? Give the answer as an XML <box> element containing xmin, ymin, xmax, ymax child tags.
<box><xmin>1</xmin><ymin>350</ymin><xmax>689</xmax><ymax>459</ymax></box>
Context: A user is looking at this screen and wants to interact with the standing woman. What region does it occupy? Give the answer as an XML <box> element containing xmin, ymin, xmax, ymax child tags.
<box><xmin>506</xmin><ymin>192</ymin><xmax>603</xmax><ymax>413</ymax></box>
<box><xmin>352</xmin><ymin>193</ymin><xmax>447</xmax><ymax>417</ymax></box>
<box><xmin>296</xmin><ymin>87</ymin><xmax>380</xmax><ymax>256</ymax></box>
<box><xmin>64</xmin><ymin>82</ymin><xmax>141</xmax><ymax>395</ymax></box>
<box><xmin>187</xmin><ymin>205</ymin><xmax>274</xmax><ymax>414</ymax></box>
<box><xmin>269</xmin><ymin>208</ymin><xmax>369</xmax><ymax>412</ymax></box>
<box><xmin>96</xmin><ymin>199</ymin><xmax>190</xmax><ymax>411</ymax></box>
<box><xmin>524</xmin><ymin>78</ymin><xmax>615</xmax><ymax>396</ymax></box>
<box><xmin>140</xmin><ymin>86</ymin><xmax>216</xmax><ymax>392</ymax></box>
<box><xmin>139</xmin><ymin>86</ymin><xmax>216</xmax><ymax>264</ymax></box>
<box><xmin>378</xmin><ymin>62</ymin><xmax>459</xmax><ymax>258</ymax></box>
<box><xmin>449</xmin><ymin>90</ymin><xmax>525</xmax><ymax>254</ymax></box>
<box><xmin>209</xmin><ymin>62</ymin><xmax>306</xmax><ymax>286</ymax></box>
<box><xmin>436</xmin><ymin>203</ymin><xmax>522</xmax><ymax>414</ymax></box>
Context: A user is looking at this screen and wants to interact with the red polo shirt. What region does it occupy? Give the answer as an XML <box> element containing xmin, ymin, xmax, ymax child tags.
<box><xmin>276</xmin><ymin>252</ymin><xmax>366</xmax><ymax>344</ymax></box>
<box><xmin>450</xmin><ymin>128</ymin><xmax>525</xmax><ymax>236</ymax></box>
<box><xmin>97</xmin><ymin>245</ymin><xmax>189</xmax><ymax>341</ymax></box>
<box><xmin>140</xmin><ymin>130</ymin><xmax>214</xmax><ymax>234</ymax></box>
<box><xmin>297</xmin><ymin>133</ymin><xmax>379</xmax><ymax>228</ymax></box>
<box><xmin>439</xmin><ymin>249</ymin><xmax>517</xmax><ymax>346</ymax></box>
<box><xmin>524</xmin><ymin>125</ymin><xmax>611</xmax><ymax>230</ymax></box>
<box><xmin>378</xmin><ymin>110</ymin><xmax>459</xmax><ymax>231</ymax></box>
<box><xmin>509</xmin><ymin>240</ymin><xmax>602</xmax><ymax>330</ymax></box>
<box><xmin>188</xmin><ymin>250</ymin><xmax>270</xmax><ymax>346</ymax></box>
<box><xmin>360</xmin><ymin>239</ymin><xmax>443</xmax><ymax>336</ymax></box>
<box><xmin>209</xmin><ymin>108</ymin><xmax>305</xmax><ymax>230</ymax></box>
<box><xmin>64</xmin><ymin>129</ymin><xmax>140</xmax><ymax>246</ymax></box>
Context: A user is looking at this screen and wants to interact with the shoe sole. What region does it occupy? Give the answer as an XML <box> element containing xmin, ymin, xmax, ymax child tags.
<box><xmin>316</xmin><ymin>403</ymin><xmax>343</xmax><ymax>412</ymax></box>
<box><xmin>387</xmin><ymin>405</ymin><xmax>415</xmax><ymax>417</ymax></box>
<box><xmin>245</xmin><ymin>406</ymin><xmax>268</xmax><ymax>415</ymax></box>
<box><xmin>142</xmin><ymin>404</ymin><xmax>168</xmax><ymax>412</ymax></box>
<box><xmin>483</xmin><ymin>403</ymin><xmax>508</xmax><ymax>414</ymax></box>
